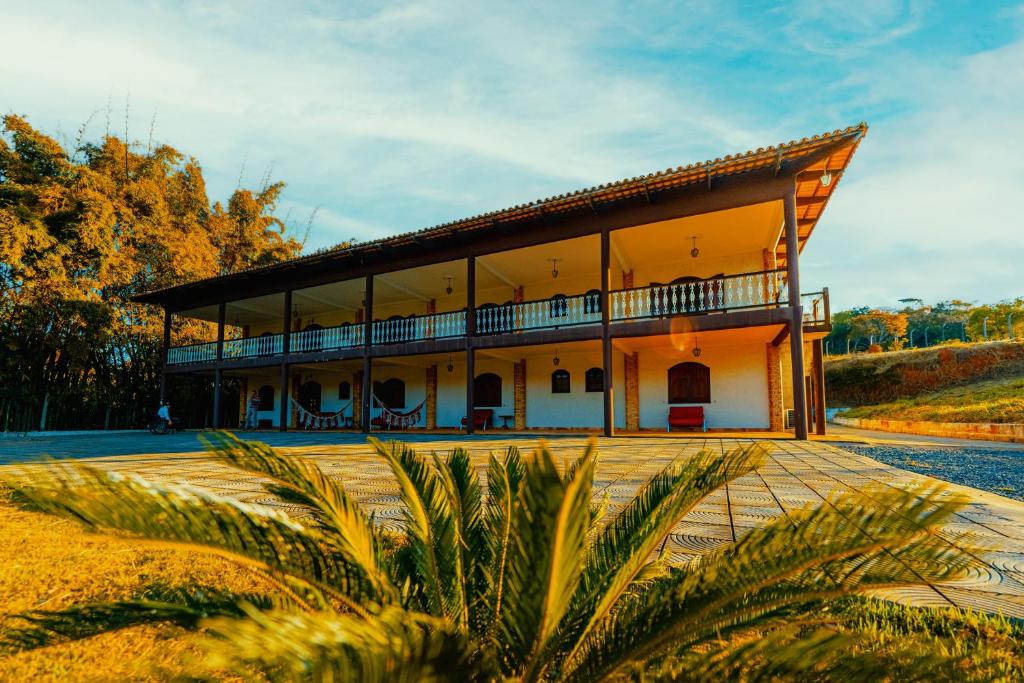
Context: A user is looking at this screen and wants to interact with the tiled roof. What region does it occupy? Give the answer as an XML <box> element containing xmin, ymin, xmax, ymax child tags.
<box><xmin>136</xmin><ymin>123</ymin><xmax>866</xmax><ymax>303</ymax></box>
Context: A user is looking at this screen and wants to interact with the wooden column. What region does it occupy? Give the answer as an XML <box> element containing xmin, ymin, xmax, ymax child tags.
<box><xmin>465</xmin><ymin>255</ymin><xmax>476</xmax><ymax>433</ymax></box>
<box><xmin>278</xmin><ymin>290</ymin><xmax>292</xmax><ymax>431</ymax></box>
<box><xmin>361</xmin><ymin>274</ymin><xmax>373</xmax><ymax>434</ymax></box>
<box><xmin>813</xmin><ymin>338</ymin><xmax>827</xmax><ymax>435</ymax></box>
<box><xmin>784</xmin><ymin>187</ymin><xmax>808</xmax><ymax>440</ymax></box>
<box><xmin>159</xmin><ymin>308</ymin><xmax>171</xmax><ymax>404</ymax></box>
<box><xmin>213</xmin><ymin>302</ymin><xmax>226</xmax><ymax>428</ymax></box>
<box><xmin>601</xmin><ymin>226</ymin><xmax>614</xmax><ymax>436</ymax></box>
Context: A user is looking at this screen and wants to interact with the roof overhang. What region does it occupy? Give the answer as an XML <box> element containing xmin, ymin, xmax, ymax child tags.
<box><xmin>135</xmin><ymin>124</ymin><xmax>866</xmax><ymax>309</ymax></box>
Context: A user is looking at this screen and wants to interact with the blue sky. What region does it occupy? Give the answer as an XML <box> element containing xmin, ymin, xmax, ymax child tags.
<box><xmin>2</xmin><ymin>1</ymin><xmax>1022</xmax><ymax>311</ymax></box>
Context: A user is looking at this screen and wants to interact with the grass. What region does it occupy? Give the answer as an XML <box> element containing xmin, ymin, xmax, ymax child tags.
<box><xmin>0</xmin><ymin>495</ymin><xmax>271</xmax><ymax>682</ymax></box>
<box><xmin>839</xmin><ymin>377</ymin><xmax>1024</xmax><ymax>424</ymax></box>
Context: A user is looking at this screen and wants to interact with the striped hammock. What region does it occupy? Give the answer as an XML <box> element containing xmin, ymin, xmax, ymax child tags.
<box><xmin>371</xmin><ymin>394</ymin><xmax>425</xmax><ymax>430</ymax></box>
<box><xmin>290</xmin><ymin>397</ymin><xmax>352</xmax><ymax>430</ymax></box>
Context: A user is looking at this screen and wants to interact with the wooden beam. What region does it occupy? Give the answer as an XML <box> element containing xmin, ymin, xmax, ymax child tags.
<box><xmin>770</xmin><ymin>325</ymin><xmax>790</xmax><ymax>347</ymax></box>
<box><xmin>477</xmin><ymin>257</ymin><xmax>517</xmax><ymax>289</ymax></box>
<box><xmin>375</xmin><ymin>274</ymin><xmax>430</xmax><ymax>302</ymax></box>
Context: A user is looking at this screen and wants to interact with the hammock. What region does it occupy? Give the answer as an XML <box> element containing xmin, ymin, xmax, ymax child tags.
<box><xmin>290</xmin><ymin>397</ymin><xmax>352</xmax><ymax>430</ymax></box>
<box><xmin>371</xmin><ymin>394</ymin><xmax>425</xmax><ymax>430</ymax></box>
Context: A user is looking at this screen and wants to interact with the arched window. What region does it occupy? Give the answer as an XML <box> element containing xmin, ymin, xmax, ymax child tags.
<box><xmin>298</xmin><ymin>380</ymin><xmax>323</xmax><ymax>413</ymax></box>
<box><xmin>549</xmin><ymin>294</ymin><xmax>568</xmax><ymax>318</ymax></box>
<box><xmin>584</xmin><ymin>367</ymin><xmax>604</xmax><ymax>392</ymax></box>
<box><xmin>474</xmin><ymin>373</ymin><xmax>502</xmax><ymax>407</ymax></box>
<box><xmin>257</xmin><ymin>384</ymin><xmax>275</xmax><ymax>410</ymax></box>
<box><xmin>668</xmin><ymin>362</ymin><xmax>710</xmax><ymax>404</ymax></box>
<box><xmin>338</xmin><ymin>381</ymin><xmax>351</xmax><ymax>400</ymax></box>
<box><xmin>551</xmin><ymin>369</ymin><xmax>571</xmax><ymax>394</ymax></box>
<box><xmin>584</xmin><ymin>289</ymin><xmax>602</xmax><ymax>315</ymax></box>
<box><xmin>373</xmin><ymin>378</ymin><xmax>406</xmax><ymax>409</ymax></box>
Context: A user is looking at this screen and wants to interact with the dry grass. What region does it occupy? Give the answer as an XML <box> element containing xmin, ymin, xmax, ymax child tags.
<box><xmin>840</xmin><ymin>377</ymin><xmax>1024</xmax><ymax>424</ymax></box>
<box><xmin>0</xmin><ymin>496</ymin><xmax>271</xmax><ymax>682</ymax></box>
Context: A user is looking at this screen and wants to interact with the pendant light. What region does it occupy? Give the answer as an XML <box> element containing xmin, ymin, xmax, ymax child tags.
<box><xmin>549</xmin><ymin>258</ymin><xmax>560</xmax><ymax>279</ymax></box>
<box><xmin>692</xmin><ymin>337</ymin><xmax>702</xmax><ymax>357</ymax></box>
<box><xmin>446</xmin><ymin>355</ymin><xmax>454</xmax><ymax>373</ymax></box>
<box><xmin>444</xmin><ymin>277</ymin><xmax>454</xmax><ymax>295</ymax></box>
<box><xmin>690</xmin><ymin>236</ymin><xmax>699</xmax><ymax>259</ymax></box>
<box><xmin>552</xmin><ymin>348</ymin><xmax>560</xmax><ymax>366</ymax></box>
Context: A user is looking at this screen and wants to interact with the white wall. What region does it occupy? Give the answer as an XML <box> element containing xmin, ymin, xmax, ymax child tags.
<box><xmin>635</xmin><ymin>342</ymin><xmax>768</xmax><ymax>430</ymax></box>
<box><xmin>524</xmin><ymin>349</ymin><xmax>605</xmax><ymax>428</ymax></box>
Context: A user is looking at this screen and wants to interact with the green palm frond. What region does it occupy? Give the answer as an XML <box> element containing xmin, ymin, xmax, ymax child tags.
<box><xmin>497</xmin><ymin>443</ymin><xmax>597</xmax><ymax>680</ymax></box>
<box><xmin>558</xmin><ymin>445</ymin><xmax>765</xmax><ymax>666</ymax></box>
<box><xmin>370</xmin><ymin>438</ymin><xmax>467</xmax><ymax>628</ymax></box>
<box><xmin>202</xmin><ymin>432</ymin><xmax>398</xmax><ymax>602</ymax></box>
<box><xmin>564</xmin><ymin>482</ymin><xmax>972</xmax><ymax>681</ymax></box>
<box><xmin>200</xmin><ymin>606</ymin><xmax>469</xmax><ymax>683</ymax></box>
<box><xmin>0</xmin><ymin>587</ymin><xmax>275</xmax><ymax>654</ymax></box>
<box><xmin>481</xmin><ymin>445</ymin><xmax>524</xmax><ymax>637</ymax></box>
<box><xmin>4</xmin><ymin>464</ymin><xmax>374</xmax><ymax>611</ymax></box>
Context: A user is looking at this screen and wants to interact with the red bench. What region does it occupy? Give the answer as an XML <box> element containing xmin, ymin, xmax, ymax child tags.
<box><xmin>668</xmin><ymin>406</ymin><xmax>706</xmax><ymax>432</ymax></box>
<box><xmin>462</xmin><ymin>408</ymin><xmax>494</xmax><ymax>430</ymax></box>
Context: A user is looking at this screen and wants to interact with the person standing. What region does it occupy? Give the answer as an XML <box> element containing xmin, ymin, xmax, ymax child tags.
<box><xmin>246</xmin><ymin>390</ymin><xmax>261</xmax><ymax>429</ymax></box>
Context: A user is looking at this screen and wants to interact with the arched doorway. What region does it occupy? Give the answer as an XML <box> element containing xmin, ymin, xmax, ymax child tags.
<box><xmin>373</xmin><ymin>378</ymin><xmax>406</xmax><ymax>409</ymax></box>
<box><xmin>667</xmin><ymin>362</ymin><xmax>710</xmax><ymax>403</ymax></box>
<box><xmin>474</xmin><ymin>373</ymin><xmax>502</xmax><ymax>407</ymax></box>
<box><xmin>298</xmin><ymin>380</ymin><xmax>322</xmax><ymax>413</ymax></box>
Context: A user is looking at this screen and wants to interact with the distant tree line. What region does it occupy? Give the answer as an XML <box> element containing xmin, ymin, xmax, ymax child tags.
<box><xmin>0</xmin><ymin>115</ymin><xmax>301</xmax><ymax>432</ymax></box>
<box><xmin>824</xmin><ymin>298</ymin><xmax>1024</xmax><ymax>355</ymax></box>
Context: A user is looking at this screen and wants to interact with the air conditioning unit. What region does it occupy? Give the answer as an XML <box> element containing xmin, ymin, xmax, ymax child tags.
<box><xmin>785</xmin><ymin>409</ymin><xmax>797</xmax><ymax>429</ymax></box>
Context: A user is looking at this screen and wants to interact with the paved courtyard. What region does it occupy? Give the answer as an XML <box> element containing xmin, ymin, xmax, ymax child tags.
<box><xmin>3</xmin><ymin>432</ymin><xmax>1024</xmax><ymax>618</ymax></box>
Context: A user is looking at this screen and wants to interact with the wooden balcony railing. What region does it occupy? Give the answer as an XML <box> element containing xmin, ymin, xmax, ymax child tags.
<box><xmin>610</xmin><ymin>269</ymin><xmax>786</xmax><ymax>321</ymax></box>
<box><xmin>223</xmin><ymin>333</ymin><xmax>283</xmax><ymax>359</ymax></box>
<box><xmin>475</xmin><ymin>291</ymin><xmax>602</xmax><ymax>335</ymax></box>
<box><xmin>292</xmin><ymin>323</ymin><xmax>365</xmax><ymax>353</ymax></box>
<box><xmin>164</xmin><ymin>270</ymin><xmax>829</xmax><ymax>365</ymax></box>
<box><xmin>166</xmin><ymin>341</ymin><xmax>218</xmax><ymax>365</ymax></box>
<box><xmin>372</xmin><ymin>310</ymin><xmax>467</xmax><ymax>345</ymax></box>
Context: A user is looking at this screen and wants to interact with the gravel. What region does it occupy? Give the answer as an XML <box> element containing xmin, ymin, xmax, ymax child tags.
<box><xmin>841</xmin><ymin>444</ymin><xmax>1024</xmax><ymax>502</ymax></box>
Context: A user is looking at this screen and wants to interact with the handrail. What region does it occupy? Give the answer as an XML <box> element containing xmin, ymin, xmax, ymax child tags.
<box><xmin>476</xmin><ymin>291</ymin><xmax>602</xmax><ymax>334</ymax></box>
<box><xmin>292</xmin><ymin>323</ymin><xmax>365</xmax><ymax>353</ymax></box>
<box><xmin>223</xmin><ymin>333</ymin><xmax>283</xmax><ymax>359</ymax></box>
<box><xmin>372</xmin><ymin>309</ymin><xmax>467</xmax><ymax>345</ymax></box>
<box><xmin>166</xmin><ymin>341</ymin><xmax>217</xmax><ymax>365</ymax></box>
<box><xmin>610</xmin><ymin>270</ymin><xmax>786</xmax><ymax>321</ymax></box>
<box><xmin>165</xmin><ymin>268</ymin><xmax>827</xmax><ymax>363</ymax></box>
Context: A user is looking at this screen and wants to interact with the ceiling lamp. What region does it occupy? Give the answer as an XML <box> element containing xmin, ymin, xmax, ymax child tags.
<box><xmin>819</xmin><ymin>171</ymin><xmax>833</xmax><ymax>187</ymax></box>
<box><xmin>550</xmin><ymin>258</ymin><xmax>560</xmax><ymax>279</ymax></box>
<box><xmin>446</xmin><ymin>355</ymin><xmax>454</xmax><ymax>373</ymax></box>
<box><xmin>444</xmin><ymin>276</ymin><xmax>454</xmax><ymax>295</ymax></box>
<box><xmin>692</xmin><ymin>338</ymin><xmax>702</xmax><ymax>357</ymax></box>
<box><xmin>552</xmin><ymin>348</ymin><xmax>560</xmax><ymax>366</ymax></box>
<box><xmin>690</xmin><ymin>236</ymin><xmax>699</xmax><ymax>259</ymax></box>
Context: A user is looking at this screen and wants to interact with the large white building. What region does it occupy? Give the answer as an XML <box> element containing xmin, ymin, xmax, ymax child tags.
<box><xmin>135</xmin><ymin>125</ymin><xmax>866</xmax><ymax>438</ymax></box>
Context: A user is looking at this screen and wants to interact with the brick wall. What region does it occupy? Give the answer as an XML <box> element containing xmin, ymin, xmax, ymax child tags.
<box><xmin>625</xmin><ymin>351</ymin><xmax>639</xmax><ymax>431</ymax></box>
<box><xmin>766</xmin><ymin>343</ymin><xmax>784</xmax><ymax>431</ymax></box>
<box><xmin>353</xmin><ymin>370</ymin><xmax>363</xmax><ymax>428</ymax></box>
<box><xmin>514</xmin><ymin>358</ymin><xmax>527</xmax><ymax>430</ymax></box>
<box><xmin>425</xmin><ymin>365</ymin><xmax>437</xmax><ymax>429</ymax></box>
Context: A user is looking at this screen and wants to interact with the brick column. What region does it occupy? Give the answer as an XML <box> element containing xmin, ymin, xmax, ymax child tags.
<box><xmin>426</xmin><ymin>365</ymin><xmax>438</xmax><ymax>429</ymax></box>
<box><xmin>622</xmin><ymin>269</ymin><xmax>634</xmax><ymax>289</ymax></box>
<box><xmin>513</xmin><ymin>358</ymin><xmax>527</xmax><ymax>430</ymax></box>
<box><xmin>513</xmin><ymin>286</ymin><xmax>524</xmax><ymax>303</ymax></box>
<box><xmin>766</xmin><ymin>343</ymin><xmax>784</xmax><ymax>431</ymax></box>
<box><xmin>239</xmin><ymin>378</ymin><xmax>248</xmax><ymax>426</ymax></box>
<box><xmin>353</xmin><ymin>370</ymin><xmax>363</xmax><ymax>428</ymax></box>
<box><xmin>624</xmin><ymin>351</ymin><xmax>639</xmax><ymax>431</ymax></box>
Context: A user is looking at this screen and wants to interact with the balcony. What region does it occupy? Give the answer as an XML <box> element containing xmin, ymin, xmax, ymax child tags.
<box><xmin>164</xmin><ymin>269</ymin><xmax>828</xmax><ymax>366</ymax></box>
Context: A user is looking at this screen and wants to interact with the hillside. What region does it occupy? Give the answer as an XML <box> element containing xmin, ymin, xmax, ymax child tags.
<box><xmin>838</xmin><ymin>376</ymin><xmax>1024</xmax><ymax>424</ymax></box>
<box><xmin>824</xmin><ymin>340</ymin><xmax>1024</xmax><ymax>407</ymax></box>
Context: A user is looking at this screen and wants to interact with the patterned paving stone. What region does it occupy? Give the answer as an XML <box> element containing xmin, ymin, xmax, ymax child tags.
<box><xmin>5</xmin><ymin>434</ymin><xmax>1024</xmax><ymax>617</ymax></box>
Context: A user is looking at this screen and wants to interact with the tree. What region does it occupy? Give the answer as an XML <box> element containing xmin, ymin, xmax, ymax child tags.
<box><xmin>848</xmin><ymin>309</ymin><xmax>908</xmax><ymax>351</ymax></box>
<box><xmin>0</xmin><ymin>115</ymin><xmax>301</xmax><ymax>431</ymax></box>
<box><xmin>2</xmin><ymin>435</ymin><xmax>985</xmax><ymax>680</ymax></box>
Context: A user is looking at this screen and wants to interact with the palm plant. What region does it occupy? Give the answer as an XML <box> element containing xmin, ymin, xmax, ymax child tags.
<box><xmin>2</xmin><ymin>434</ymin><xmax>977</xmax><ymax>681</ymax></box>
